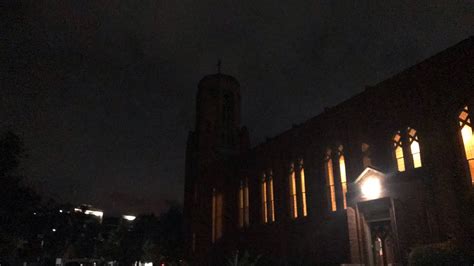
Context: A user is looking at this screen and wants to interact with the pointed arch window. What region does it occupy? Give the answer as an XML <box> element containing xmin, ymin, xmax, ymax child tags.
<box><xmin>299</xmin><ymin>160</ymin><xmax>308</xmax><ymax>217</ymax></box>
<box><xmin>325</xmin><ymin>150</ymin><xmax>337</xmax><ymax>212</ymax></box>
<box><xmin>244</xmin><ymin>179</ymin><xmax>250</xmax><ymax>225</ymax></box>
<box><xmin>459</xmin><ymin>106</ymin><xmax>474</xmax><ymax>184</ymax></box>
<box><xmin>268</xmin><ymin>172</ymin><xmax>275</xmax><ymax>222</ymax></box>
<box><xmin>408</xmin><ymin>128</ymin><xmax>422</xmax><ymax>168</ymax></box>
<box><xmin>393</xmin><ymin>132</ymin><xmax>405</xmax><ymax>172</ymax></box>
<box><xmin>289</xmin><ymin>164</ymin><xmax>298</xmax><ymax>218</ymax></box>
<box><xmin>338</xmin><ymin>146</ymin><xmax>348</xmax><ymax>209</ymax></box>
<box><xmin>262</xmin><ymin>172</ymin><xmax>275</xmax><ymax>223</ymax></box>
<box><xmin>261</xmin><ymin>174</ymin><xmax>268</xmax><ymax>223</ymax></box>
<box><xmin>238</xmin><ymin>178</ymin><xmax>249</xmax><ymax>228</ymax></box>
<box><xmin>212</xmin><ymin>189</ymin><xmax>223</xmax><ymax>243</ymax></box>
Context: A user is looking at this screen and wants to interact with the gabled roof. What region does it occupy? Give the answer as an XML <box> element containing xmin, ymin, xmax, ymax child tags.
<box><xmin>354</xmin><ymin>166</ymin><xmax>386</xmax><ymax>184</ymax></box>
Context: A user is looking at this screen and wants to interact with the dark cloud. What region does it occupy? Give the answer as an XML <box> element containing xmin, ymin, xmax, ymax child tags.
<box><xmin>2</xmin><ymin>0</ymin><xmax>473</xmax><ymax>215</ymax></box>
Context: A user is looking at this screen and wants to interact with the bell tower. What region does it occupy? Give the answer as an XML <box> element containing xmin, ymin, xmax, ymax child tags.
<box><xmin>183</xmin><ymin>66</ymin><xmax>249</xmax><ymax>260</ymax></box>
<box><xmin>195</xmin><ymin>71</ymin><xmax>241</xmax><ymax>163</ymax></box>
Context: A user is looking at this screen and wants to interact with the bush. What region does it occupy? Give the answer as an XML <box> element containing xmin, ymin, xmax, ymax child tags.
<box><xmin>226</xmin><ymin>250</ymin><xmax>261</xmax><ymax>266</ymax></box>
<box><xmin>408</xmin><ymin>241</ymin><xmax>470</xmax><ymax>266</ymax></box>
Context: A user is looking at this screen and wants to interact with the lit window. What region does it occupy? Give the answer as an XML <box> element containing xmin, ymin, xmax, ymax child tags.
<box><xmin>408</xmin><ymin>128</ymin><xmax>422</xmax><ymax>168</ymax></box>
<box><xmin>212</xmin><ymin>189</ymin><xmax>223</xmax><ymax>242</ymax></box>
<box><xmin>238</xmin><ymin>181</ymin><xmax>244</xmax><ymax>228</ymax></box>
<box><xmin>216</xmin><ymin>193</ymin><xmax>223</xmax><ymax>240</ymax></box>
<box><xmin>238</xmin><ymin>178</ymin><xmax>249</xmax><ymax>227</ymax></box>
<box><xmin>325</xmin><ymin>150</ymin><xmax>337</xmax><ymax>212</ymax></box>
<box><xmin>261</xmin><ymin>175</ymin><xmax>268</xmax><ymax>223</ymax></box>
<box><xmin>244</xmin><ymin>179</ymin><xmax>249</xmax><ymax>226</ymax></box>
<box><xmin>393</xmin><ymin>132</ymin><xmax>405</xmax><ymax>172</ymax></box>
<box><xmin>212</xmin><ymin>189</ymin><xmax>216</xmax><ymax>242</ymax></box>
<box><xmin>361</xmin><ymin>143</ymin><xmax>372</xmax><ymax>168</ymax></box>
<box><xmin>459</xmin><ymin>106</ymin><xmax>474</xmax><ymax>184</ymax></box>
<box><xmin>268</xmin><ymin>172</ymin><xmax>275</xmax><ymax>222</ymax></box>
<box><xmin>338</xmin><ymin>146</ymin><xmax>348</xmax><ymax>209</ymax></box>
<box><xmin>289</xmin><ymin>164</ymin><xmax>298</xmax><ymax>218</ymax></box>
<box><xmin>299</xmin><ymin>161</ymin><xmax>308</xmax><ymax>217</ymax></box>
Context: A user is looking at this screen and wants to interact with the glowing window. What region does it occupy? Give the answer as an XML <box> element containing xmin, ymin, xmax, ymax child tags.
<box><xmin>212</xmin><ymin>189</ymin><xmax>216</xmax><ymax>242</ymax></box>
<box><xmin>238</xmin><ymin>178</ymin><xmax>250</xmax><ymax>228</ymax></box>
<box><xmin>338</xmin><ymin>146</ymin><xmax>348</xmax><ymax>209</ymax></box>
<box><xmin>212</xmin><ymin>189</ymin><xmax>223</xmax><ymax>243</ymax></box>
<box><xmin>261</xmin><ymin>175</ymin><xmax>268</xmax><ymax>223</ymax></box>
<box><xmin>393</xmin><ymin>132</ymin><xmax>405</xmax><ymax>172</ymax></box>
<box><xmin>268</xmin><ymin>172</ymin><xmax>275</xmax><ymax>222</ymax></box>
<box><xmin>244</xmin><ymin>179</ymin><xmax>249</xmax><ymax>226</ymax></box>
<box><xmin>299</xmin><ymin>161</ymin><xmax>308</xmax><ymax>217</ymax></box>
<box><xmin>289</xmin><ymin>165</ymin><xmax>298</xmax><ymax>218</ymax></box>
<box><xmin>408</xmin><ymin>128</ymin><xmax>422</xmax><ymax>168</ymax></box>
<box><xmin>216</xmin><ymin>193</ymin><xmax>223</xmax><ymax>240</ymax></box>
<box><xmin>325</xmin><ymin>150</ymin><xmax>337</xmax><ymax>212</ymax></box>
<box><xmin>238</xmin><ymin>181</ymin><xmax>244</xmax><ymax>228</ymax></box>
<box><xmin>459</xmin><ymin>106</ymin><xmax>474</xmax><ymax>184</ymax></box>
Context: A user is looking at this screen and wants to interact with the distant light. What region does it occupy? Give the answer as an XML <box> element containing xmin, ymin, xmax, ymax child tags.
<box><xmin>361</xmin><ymin>177</ymin><xmax>382</xmax><ymax>199</ymax></box>
<box><xmin>85</xmin><ymin>210</ymin><xmax>104</xmax><ymax>218</ymax></box>
<box><xmin>123</xmin><ymin>215</ymin><xmax>136</xmax><ymax>221</ymax></box>
<box><xmin>33</xmin><ymin>212</ymin><xmax>37</xmax><ymax>215</ymax></box>
<box><xmin>145</xmin><ymin>263</ymin><xmax>153</xmax><ymax>266</ymax></box>
<box><xmin>74</xmin><ymin>208</ymin><xmax>82</xmax><ymax>213</ymax></box>
<box><xmin>52</xmin><ymin>228</ymin><xmax>56</xmax><ymax>232</ymax></box>
<box><xmin>59</xmin><ymin>209</ymin><xmax>63</xmax><ymax>213</ymax></box>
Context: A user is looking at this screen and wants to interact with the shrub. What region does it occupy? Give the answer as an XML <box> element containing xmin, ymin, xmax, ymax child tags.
<box><xmin>408</xmin><ymin>241</ymin><xmax>469</xmax><ymax>266</ymax></box>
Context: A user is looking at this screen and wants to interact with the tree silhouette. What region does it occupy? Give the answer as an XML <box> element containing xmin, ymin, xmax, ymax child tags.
<box><xmin>0</xmin><ymin>131</ymin><xmax>41</xmax><ymax>264</ymax></box>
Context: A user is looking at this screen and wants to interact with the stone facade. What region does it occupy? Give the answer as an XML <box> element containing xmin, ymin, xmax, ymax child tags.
<box><xmin>184</xmin><ymin>37</ymin><xmax>474</xmax><ymax>265</ymax></box>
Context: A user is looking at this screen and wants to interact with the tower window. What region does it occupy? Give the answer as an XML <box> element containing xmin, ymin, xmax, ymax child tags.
<box><xmin>459</xmin><ymin>106</ymin><xmax>474</xmax><ymax>184</ymax></box>
<box><xmin>212</xmin><ymin>189</ymin><xmax>223</xmax><ymax>243</ymax></box>
<box><xmin>325</xmin><ymin>150</ymin><xmax>337</xmax><ymax>212</ymax></box>
<box><xmin>408</xmin><ymin>128</ymin><xmax>422</xmax><ymax>168</ymax></box>
<box><xmin>361</xmin><ymin>143</ymin><xmax>372</xmax><ymax>168</ymax></box>
<box><xmin>338</xmin><ymin>146</ymin><xmax>348</xmax><ymax>209</ymax></box>
<box><xmin>238</xmin><ymin>178</ymin><xmax>249</xmax><ymax>228</ymax></box>
<box><xmin>393</xmin><ymin>132</ymin><xmax>405</xmax><ymax>172</ymax></box>
<box><xmin>239</xmin><ymin>181</ymin><xmax>244</xmax><ymax>227</ymax></box>
<box><xmin>244</xmin><ymin>178</ymin><xmax>250</xmax><ymax>226</ymax></box>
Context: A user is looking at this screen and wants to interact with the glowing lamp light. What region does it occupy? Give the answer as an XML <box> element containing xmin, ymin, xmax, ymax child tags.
<box><xmin>361</xmin><ymin>177</ymin><xmax>382</xmax><ymax>199</ymax></box>
<box><xmin>123</xmin><ymin>215</ymin><xmax>136</xmax><ymax>221</ymax></box>
<box><xmin>85</xmin><ymin>210</ymin><xmax>104</xmax><ymax>218</ymax></box>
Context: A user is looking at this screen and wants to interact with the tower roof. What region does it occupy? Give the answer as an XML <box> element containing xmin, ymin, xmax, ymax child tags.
<box><xmin>198</xmin><ymin>73</ymin><xmax>240</xmax><ymax>87</ymax></box>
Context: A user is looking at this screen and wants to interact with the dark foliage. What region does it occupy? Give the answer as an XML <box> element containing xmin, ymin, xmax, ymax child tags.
<box><xmin>408</xmin><ymin>241</ymin><xmax>470</xmax><ymax>266</ymax></box>
<box><xmin>0</xmin><ymin>131</ymin><xmax>41</xmax><ymax>264</ymax></box>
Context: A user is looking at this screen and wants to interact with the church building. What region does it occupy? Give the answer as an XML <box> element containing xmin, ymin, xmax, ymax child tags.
<box><xmin>183</xmin><ymin>37</ymin><xmax>474</xmax><ymax>265</ymax></box>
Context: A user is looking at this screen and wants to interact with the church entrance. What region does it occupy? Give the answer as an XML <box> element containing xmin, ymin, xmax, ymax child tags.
<box><xmin>369</xmin><ymin>220</ymin><xmax>396</xmax><ymax>266</ymax></box>
<box><xmin>357</xmin><ymin>198</ymin><xmax>400</xmax><ymax>266</ymax></box>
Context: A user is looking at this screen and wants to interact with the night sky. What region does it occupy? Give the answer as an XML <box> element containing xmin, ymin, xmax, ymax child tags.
<box><xmin>2</xmin><ymin>1</ymin><xmax>473</xmax><ymax>215</ymax></box>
